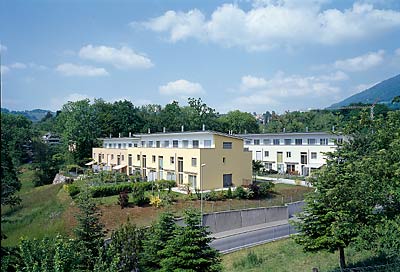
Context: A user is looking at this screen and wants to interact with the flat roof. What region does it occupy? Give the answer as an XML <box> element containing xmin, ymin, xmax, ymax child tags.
<box><xmin>236</xmin><ymin>132</ymin><xmax>342</xmax><ymax>137</ymax></box>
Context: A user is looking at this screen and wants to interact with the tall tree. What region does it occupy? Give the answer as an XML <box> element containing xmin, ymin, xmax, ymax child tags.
<box><xmin>0</xmin><ymin>139</ymin><xmax>21</xmax><ymax>207</ymax></box>
<box><xmin>294</xmin><ymin>111</ymin><xmax>400</xmax><ymax>269</ymax></box>
<box><xmin>219</xmin><ymin>110</ymin><xmax>259</xmax><ymax>134</ymax></box>
<box><xmin>57</xmin><ymin>99</ymin><xmax>100</xmax><ymax>164</ymax></box>
<box><xmin>160</xmin><ymin>209</ymin><xmax>221</xmax><ymax>272</ymax></box>
<box><xmin>74</xmin><ymin>189</ymin><xmax>105</xmax><ymax>270</ymax></box>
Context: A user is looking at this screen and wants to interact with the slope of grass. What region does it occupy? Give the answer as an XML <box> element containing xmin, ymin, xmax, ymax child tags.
<box><xmin>1</xmin><ymin>168</ymin><xmax>72</xmax><ymax>247</ymax></box>
<box><xmin>222</xmin><ymin>238</ymin><xmax>378</xmax><ymax>272</ymax></box>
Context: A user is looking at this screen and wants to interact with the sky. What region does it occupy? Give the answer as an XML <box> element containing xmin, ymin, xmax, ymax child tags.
<box><xmin>1</xmin><ymin>0</ymin><xmax>400</xmax><ymax>114</ymax></box>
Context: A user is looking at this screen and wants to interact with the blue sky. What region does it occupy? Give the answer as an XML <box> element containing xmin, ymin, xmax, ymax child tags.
<box><xmin>1</xmin><ymin>0</ymin><xmax>400</xmax><ymax>113</ymax></box>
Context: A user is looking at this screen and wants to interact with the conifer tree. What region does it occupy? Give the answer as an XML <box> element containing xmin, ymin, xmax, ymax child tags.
<box><xmin>160</xmin><ymin>209</ymin><xmax>221</xmax><ymax>272</ymax></box>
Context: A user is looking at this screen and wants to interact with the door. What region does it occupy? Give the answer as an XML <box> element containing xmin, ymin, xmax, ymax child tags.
<box><xmin>223</xmin><ymin>174</ymin><xmax>232</xmax><ymax>188</ymax></box>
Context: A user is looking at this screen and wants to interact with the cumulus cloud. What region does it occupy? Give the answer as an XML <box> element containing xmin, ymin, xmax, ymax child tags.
<box><xmin>139</xmin><ymin>2</ymin><xmax>400</xmax><ymax>51</ymax></box>
<box><xmin>159</xmin><ymin>79</ymin><xmax>204</xmax><ymax>96</ymax></box>
<box><xmin>50</xmin><ymin>93</ymin><xmax>93</xmax><ymax>111</ymax></box>
<box><xmin>241</xmin><ymin>75</ymin><xmax>267</xmax><ymax>90</ymax></box>
<box><xmin>79</xmin><ymin>45</ymin><xmax>153</xmax><ymax>69</ymax></box>
<box><xmin>334</xmin><ymin>50</ymin><xmax>385</xmax><ymax>72</ymax></box>
<box><xmin>56</xmin><ymin>63</ymin><xmax>109</xmax><ymax>77</ymax></box>
<box><xmin>1</xmin><ymin>65</ymin><xmax>10</xmax><ymax>74</ymax></box>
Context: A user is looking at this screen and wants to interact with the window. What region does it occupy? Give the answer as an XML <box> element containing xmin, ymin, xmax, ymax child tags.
<box><xmin>192</xmin><ymin>140</ymin><xmax>199</xmax><ymax>148</ymax></box>
<box><xmin>118</xmin><ymin>143</ymin><xmax>122</xmax><ymax>148</ymax></box>
<box><xmin>182</xmin><ymin>140</ymin><xmax>189</xmax><ymax>148</ymax></box>
<box><xmin>128</xmin><ymin>143</ymin><xmax>132</xmax><ymax>147</ymax></box>
<box><xmin>122</xmin><ymin>155</ymin><xmax>125</xmax><ymax>161</ymax></box>
<box><xmin>286</xmin><ymin>152</ymin><xmax>291</xmax><ymax>158</ymax></box>
<box><xmin>109</xmin><ymin>143</ymin><xmax>112</xmax><ymax>148</ymax></box>
<box><xmin>173</xmin><ymin>140</ymin><xmax>179</xmax><ymax>148</ymax></box>
<box><xmin>111</xmin><ymin>154</ymin><xmax>114</xmax><ymax>160</ymax></box>
<box><xmin>152</xmin><ymin>155</ymin><xmax>156</xmax><ymax>163</ymax></box>
<box><xmin>311</xmin><ymin>152</ymin><xmax>317</xmax><ymax>159</ymax></box>
<box><xmin>277</xmin><ymin>152</ymin><xmax>283</xmax><ymax>163</ymax></box>
<box><xmin>223</xmin><ymin>142</ymin><xmax>232</xmax><ymax>149</ymax></box>
<box><xmin>156</xmin><ymin>141</ymin><xmax>160</xmax><ymax>148</ymax></box>
<box><xmin>245</xmin><ymin>140</ymin><xmax>252</xmax><ymax>145</ymax></box>
<box><xmin>264</xmin><ymin>151</ymin><xmax>269</xmax><ymax>157</ymax></box>
<box><xmin>273</xmin><ymin>139</ymin><xmax>280</xmax><ymax>145</ymax></box>
<box><xmin>164</xmin><ymin>140</ymin><xmax>170</xmax><ymax>147</ymax></box>
<box><xmin>320</xmin><ymin>138</ymin><xmax>328</xmax><ymax>145</ymax></box>
<box><xmin>254</xmin><ymin>139</ymin><xmax>260</xmax><ymax>145</ymax></box>
<box><xmin>137</xmin><ymin>154</ymin><xmax>140</xmax><ymax>161</ymax></box>
<box><xmin>191</xmin><ymin>158</ymin><xmax>197</xmax><ymax>167</ymax></box>
<box><xmin>141</xmin><ymin>141</ymin><xmax>145</xmax><ymax>147</ymax></box>
<box><xmin>123</xmin><ymin>143</ymin><xmax>126</xmax><ymax>148</ymax></box>
<box><xmin>167</xmin><ymin>172</ymin><xmax>176</xmax><ymax>181</ymax></box>
<box><xmin>204</xmin><ymin>140</ymin><xmax>211</xmax><ymax>147</ymax></box>
<box><xmin>307</xmin><ymin>138</ymin><xmax>316</xmax><ymax>145</ymax></box>
<box><xmin>295</xmin><ymin>139</ymin><xmax>302</xmax><ymax>145</ymax></box>
<box><xmin>134</xmin><ymin>143</ymin><xmax>138</xmax><ymax>147</ymax></box>
<box><xmin>337</xmin><ymin>138</ymin><xmax>343</xmax><ymax>144</ymax></box>
<box><xmin>284</xmin><ymin>139</ymin><xmax>292</xmax><ymax>145</ymax></box>
<box><xmin>170</xmin><ymin>156</ymin><xmax>175</xmax><ymax>164</ymax></box>
<box><xmin>148</xmin><ymin>141</ymin><xmax>153</xmax><ymax>147</ymax></box>
<box><xmin>113</xmin><ymin>143</ymin><xmax>116</xmax><ymax>148</ymax></box>
<box><xmin>128</xmin><ymin>155</ymin><xmax>132</xmax><ymax>166</ymax></box>
<box><xmin>263</xmin><ymin>139</ymin><xmax>270</xmax><ymax>145</ymax></box>
<box><xmin>301</xmin><ymin>152</ymin><xmax>307</xmax><ymax>164</ymax></box>
<box><xmin>102</xmin><ymin>154</ymin><xmax>104</xmax><ymax>159</ymax></box>
<box><xmin>104</xmin><ymin>144</ymin><xmax>107</xmax><ymax>148</ymax></box>
<box><xmin>222</xmin><ymin>157</ymin><xmax>226</xmax><ymax>163</ymax></box>
<box><xmin>264</xmin><ymin>163</ymin><xmax>272</xmax><ymax>170</ymax></box>
<box><xmin>189</xmin><ymin>175</ymin><xmax>197</xmax><ymax>188</ymax></box>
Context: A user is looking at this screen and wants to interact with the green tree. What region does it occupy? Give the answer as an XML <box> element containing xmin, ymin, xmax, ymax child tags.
<box><xmin>159</xmin><ymin>101</ymin><xmax>184</xmax><ymax>132</ymax></box>
<box><xmin>294</xmin><ymin>111</ymin><xmax>400</xmax><ymax>269</ymax></box>
<box><xmin>0</xmin><ymin>139</ymin><xmax>21</xmax><ymax>207</ymax></box>
<box><xmin>252</xmin><ymin>160</ymin><xmax>264</xmax><ymax>182</ymax></box>
<box><xmin>219</xmin><ymin>110</ymin><xmax>259</xmax><ymax>134</ymax></box>
<box><xmin>160</xmin><ymin>209</ymin><xmax>221</xmax><ymax>272</ymax></box>
<box><xmin>74</xmin><ymin>189</ymin><xmax>105</xmax><ymax>270</ymax></box>
<box><xmin>141</xmin><ymin>212</ymin><xmax>176</xmax><ymax>271</ymax></box>
<box><xmin>185</xmin><ymin>98</ymin><xmax>219</xmax><ymax>131</ymax></box>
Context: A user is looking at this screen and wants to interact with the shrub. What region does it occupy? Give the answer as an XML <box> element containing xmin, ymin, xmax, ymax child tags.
<box><xmin>118</xmin><ymin>190</ymin><xmax>129</xmax><ymax>209</ymax></box>
<box><xmin>156</xmin><ymin>180</ymin><xmax>176</xmax><ymax>192</ymax></box>
<box><xmin>90</xmin><ymin>182</ymin><xmax>152</xmax><ymax>198</ymax></box>
<box><xmin>259</xmin><ymin>182</ymin><xmax>274</xmax><ymax>197</ymax></box>
<box><xmin>150</xmin><ymin>195</ymin><xmax>162</xmax><ymax>208</ymax></box>
<box><xmin>64</xmin><ymin>184</ymin><xmax>80</xmax><ymax>198</ymax></box>
<box><xmin>234</xmin><ymin>186</ymin><xmax>248</xmax><ymax>199</ymax></box>
<box><xmin>248</xmin><ymin>183</ymin><xmax>260</xmax><ymax>199</ymax></box>
<box><xmin>226</xmin><ymin>187</ymin><xmax>233</xmax><ymax>199</ymax></box>
<box><xmin>132</xmin><ymin>184</ymin><xmax>149</xmax><ymax>206</ymax></box>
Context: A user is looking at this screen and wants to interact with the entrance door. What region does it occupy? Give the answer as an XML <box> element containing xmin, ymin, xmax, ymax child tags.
<box><xmin>223</xmin><ymin>174</ymin><xmax>232</xmax><ymax>188</ymax></box>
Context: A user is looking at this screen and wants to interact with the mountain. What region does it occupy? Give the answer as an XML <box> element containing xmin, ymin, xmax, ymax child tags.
<box><xmin>329</xmin><ymin>74</ymin><xmax>400</xmax><ymax>109</ymax></box>
<box><xmin>1</xmin><ymin>108</ymin><xmax>55</xmax><ymax>122</ymax></box>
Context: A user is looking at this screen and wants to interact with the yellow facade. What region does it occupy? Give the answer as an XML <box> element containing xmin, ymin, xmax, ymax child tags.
<box><xmin>92</xmin><ymin>133</ymin><xmax>252</xmax><ymax>190</ymax></box>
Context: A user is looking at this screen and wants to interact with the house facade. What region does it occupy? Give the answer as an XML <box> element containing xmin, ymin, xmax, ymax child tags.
<box><xmin>238</xmin><ymin>132</ymin><xmax>345</xmax><ymax>176</ymax></box>
<box><xmin>92</xmin><ymin>131</ymin><xmax>252</xmax><ymax>190</ymax></box>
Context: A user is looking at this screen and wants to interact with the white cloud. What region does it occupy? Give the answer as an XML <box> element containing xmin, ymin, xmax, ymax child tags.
<box><xmin>79</xmin><ymin>45</ymin><xmax>153</xmax><ymax>69</ymax></box>
<box><xmin>1</xmin><ymin>65</ymin><xmax>10</xmax><ymax>74</ymax></box>
<box><xmin>334</xmin><ymin>50</ymin><xmax>385</xmax><ymax>72</ymax></box>
<box><xmin>140</xmin><ymin>2</ymin><xmax>400</xmax><ymax>51</ymax></box>
<box><xmin>159</xmin><ymin>79</ymin><xmax>204</xmax><ymax>96</ymax></box>
<box><xmin>0</xmin><ymin>44</ymin><xmax>7</xmax><ymax>53</ymax></box>
<box><xmin>319</xmin><ymin>70</ymin><xmax>349</xmax><ymax>81</ymax></box>
<box><xmin>50</xmin><ymin>93</ymin><xmax>93</xmax><ymax>111</ymax></box>
<box><xmin>10</xmin><ymin>62</ymin><xmax>27</xmax><ymax>69</ymax></box>
<box><xmin>241</xmin><ymin>75</ymin><xmax>267</xmax><ymax>90</ymax></box>
<box><xmin>56</xmin><ymin>63</ymin><xmax>109</xmax><ymax>77</ymax></box>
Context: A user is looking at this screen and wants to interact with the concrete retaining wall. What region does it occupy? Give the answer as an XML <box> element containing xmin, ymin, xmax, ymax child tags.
<box><xmin>287</xmin><ymin>201</ymin><xmax>306</xmax><ymax>218</ymax></box>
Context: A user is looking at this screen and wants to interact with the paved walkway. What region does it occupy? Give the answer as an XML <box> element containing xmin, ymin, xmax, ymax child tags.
<box><xmin>211</xmin><ymin>219</ymin><xmax>289</xmax><ymax>239</ymax></box>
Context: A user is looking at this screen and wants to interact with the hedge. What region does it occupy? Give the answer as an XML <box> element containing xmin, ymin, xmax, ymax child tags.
<box><xmin>90</xmin><ymin>182</ymin><xmax>152</xmax><ymax>198</ymax></box>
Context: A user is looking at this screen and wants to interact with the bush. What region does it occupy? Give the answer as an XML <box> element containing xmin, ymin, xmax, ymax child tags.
<box><xmin>132</xmin><ymin>183</ymin><xmax>149</xmax><ymax>206</ymax></box>
<box><xmin>259</xmin><ymin>182</ymin><xmax>274</xmax><ymax>197</ymax></box>
<box><xmin>248</xmin><ymin>183</ymin><xmax>260</xmax><ymax>199</ymax></box>
<box><xmin>90</xmin><ymin>182</ymin><xmax>152</xmax><ymax>198</ymax></box>
<box><xmin>226</xmin><ymin>187</ymin><xmax>233</xmax><ymax>199</ymax></box>
<box><xmin>234</xmin><ymin>186</ymin><xmax>248</xmax><ymax>199</ymax></box>
<box><xmin>156</xmin><ymin>180</ymin><xmax>176</xmax><ymax>192</ymax></box>
<box><xmin>118</xmin><ymin>190</ymin><xmax>129</xmax><ymax>209</ymax></box>
<box><xmin>64</xmin><ymin>184</ymin><xmax>80</xmax><ymax>198</ymax></box>
<box><xmin>233</xmin><ymin>251</ymin><xmax>264</xmax><ymax>269</ymax></box>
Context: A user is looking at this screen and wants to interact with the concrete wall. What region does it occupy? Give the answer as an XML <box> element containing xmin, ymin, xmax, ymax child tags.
<box><xmin>287</xmin><ymin>201</ymin><xmax>305</xmax><ymax>218</ymax></box>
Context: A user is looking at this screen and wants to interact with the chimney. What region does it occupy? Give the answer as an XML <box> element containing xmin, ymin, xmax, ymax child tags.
<box><xmin>306</xmin><ymin>127</ymin><xmax>308</xmax><ymax>132</ymax></box>
<box><xmin>118</xmin><ymin>133</ymin><xmax>121</xmax><ymax>138</ymax></box>
<box><xmin>163</xmin><ymin>127</ymin><xmax>166</xmax><ymax>133</ymax></box>
<box><xmin>109</xmin><ymin>133</ymin><xmax>112</xmax><ymax>139</ymax></box>
<box><xmin>202</xmin><ymin>124</ymin><xmax>205</xmax><ymax>131</ymax></box>
<box><xmin>148</xmin><ymin>128</ymin><xmax>151</xmax><ymax>134</ymax></box>
<box><xmin>244</xmin><ymin>129</ymin><xmax>247</xmax><ymax>134</ymax></box>
<box><xmin>129</xmin><ymin>132</ymin><xmax>132</xmax><ymax>137</ymax></box>
<box><xmin>181</xmin><ymin>125</ymin><xmax>184</xmax><ymax>132</ymax></box>
<box><xmin>283</xmin><ymin>128</ymin><xmax>286</xmax><ymax>133</ymax></box>
<box><xmin>332</xmin><ymin>126</ymin><xmax>335</xmax><ymax>132</ymax></box>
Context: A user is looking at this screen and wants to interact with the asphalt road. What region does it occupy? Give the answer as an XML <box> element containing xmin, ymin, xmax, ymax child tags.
<box><xmin>211</xmin><ymin>223</ymin><xmax>298</xmax><ymax>254</ymax></box>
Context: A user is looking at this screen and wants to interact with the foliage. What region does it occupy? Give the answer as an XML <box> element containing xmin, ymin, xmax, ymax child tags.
<box><xmin>16</xmin><ymin>235</ymin><xmax>80</xmax><ymax>272</ymax></box>
<box><xmin>74</xmin><ymin>189</ymin><xmax>105</xmax><ymax>270</ymax></box>
<box><xmin>258</xmin><ymin>182</ymin><xmax>274</xmax><ymax>197</ymax></box>
<box><xmin>219</xmin><ymin>110</ymin><xmax>259</xmax><ymax>133</ymax></box>
<box><xmin>1</xmin><ymin>140</ymin><xmax>21</xmax><ymax>207</ymax></box>
<box><xmin>294</xmin><ymin>111</ymin><xmax>400</xmax><ymax>269</ymax></box>
<box><xmin>63</xmin><ymin>184</ymin><xmax>80</xmax><ymax>198</ymax></box>
<box><xmin>95</xmin><ymin>221</ymin><xmax>144</xmax><ymax>272</ymax></box>
<box><xmin>234</xmin><ymin>186</ymin><xmax>248</xmax><ymax>199</ymax></box>
<box><xmin>160</xmin><ymin>209</ymin><xmax>222</xmax><ymax>272</ymax></box>
<box><xmin>131</xmin><ymin>182</ymin><xmax>150</xmax><ymax>206</ymax></box>
<box><xmin>90</xmin><ymin>181</ymin><xmax>151</xmax><ymax>198</ymax></box>
<box><xmin>31</xmin><ymin>139</ymin><xmax>60</xmax><ymax>186</ymax></box>
<box><xmin>156</xmin><ymin>179</ymin><xmax>176</xmax><ymax>192</ymax></box>
<box><xmin>226</xmin><ymin>187</ymin><xmax>233</xmax><ymax>199</ymax></box>
<box><xmin>232</xmin><ymin>251</ymin><xmax>264</xmax><ymax>270</ymax></box>
<box><xmin>149</xmin><ymin>195</ymin><xmax>162</xmax><ymax>208</ymax></box>
<box><xmin>117</xmin><ymin>190</ymin><xmax>129</xmax><ymax>209</ymax></box>
<box><xmin>141</xmin><ymin>212</ymin><xmax>176</xmax><ymax>271</ymax></box>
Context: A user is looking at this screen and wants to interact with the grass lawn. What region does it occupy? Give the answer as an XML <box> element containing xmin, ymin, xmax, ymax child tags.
<box><xmin>222</xmin><ymin>238</ymin><xmax>379</xmax><ymax>272</ymax></box>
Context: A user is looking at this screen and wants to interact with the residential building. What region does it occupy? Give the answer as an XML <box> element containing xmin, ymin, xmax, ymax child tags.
<box><xmin>42</xmin><ymin>132</ymin><xmax>60</xmax><ymax>145</ymax></box>
<box><xmin>92</xmin><ymin>131</ymin><xmax>252</xmax><ymax>190</ymax></box>
<box><xmin>238</xmin><ymin>132</ymin><xmax>345</xmax><ymax>176</ymax></box>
